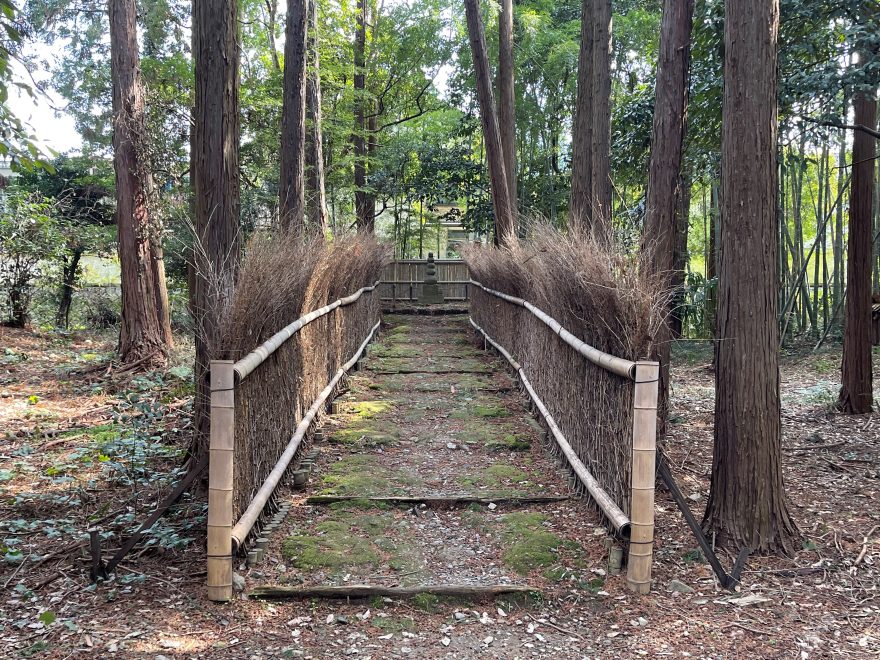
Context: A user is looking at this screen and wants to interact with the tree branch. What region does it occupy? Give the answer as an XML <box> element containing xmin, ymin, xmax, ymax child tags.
<box><xmin>800</xmin><ymin>115</ymin><xmax>880</xmax><ymax>140</ymax></box>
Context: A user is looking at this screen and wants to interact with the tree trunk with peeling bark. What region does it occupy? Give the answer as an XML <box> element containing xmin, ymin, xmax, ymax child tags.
<box><xmin>110</xmin><ymin>0</ymin><xmax>172</xmax><ymax>366</ymax></box>
<box><xmin>305</xmin><ymin>0</ymin><xmax>329</xmax><ymax>235</ymax></box>
<box><xmin>498</xmin><ymin>0</ymin><xmax>517</xmax><ymax>217</ymax></box>
<box><xmin>463</xmin><ymin>0</ymin><xmax>513</xmax><ymax>245</ymax></box>
<box><xmin>279</xmin><ymin>0</ymin><xmax>308</xmax><ymax>233</ymax></box>
<box><xmin>190</xmin><ymin>0</ymin><xmax>241</xmax><ymax>460</ymax></box>
<box><xmin>589</xmin><ymin>0</ymin><xmax>612</xmax><ymax>235</ymax></box>
<box><xmin>838</xmin><ymin>90</ymin><xmax>876</xmax><ymax>414</ymax></box>
<box><xmin>354</xmin><ymin>0</ymin><xmax>371</xmax><ymax>231</ymax></box>
<box><xmin>642</xmin><ymin>0</ymin><xmax>694</xmax><ymax>436</ymax></box>
<box><xmin>704</xmin><ymin>0</ymin><xmax>797</xmax><ymax>553</ymax></box>
<box><xmin>570</xmin><ymin>0</ymin><xmax>594</xmax><ymax>229</ymax></box>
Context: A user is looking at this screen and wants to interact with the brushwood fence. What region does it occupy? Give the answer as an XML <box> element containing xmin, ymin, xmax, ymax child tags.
<box><xmin>468</xmin><ymin>281</ymin><xmax>659</xmax><ymax>594</ymax></box>
<box><xmin>379</xmin><ymin>260</ymin><xmax>470</xmax><ymax>302</ymax></box>
<box><xmin>206</xmin><ymin>282</ymin><xmax>381</xmax><ymax>601</ymax></box>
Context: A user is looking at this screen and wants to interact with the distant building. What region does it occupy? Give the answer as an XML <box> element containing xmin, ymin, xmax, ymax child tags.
<box><xmin>431</xmin><ymin>202</ymin><xmax>484</xmax><ymax>258</ymax></box>
<box><xmin>0</xmin><ymin>158</ymin><xmax>18</xmax><ymax>187</ymax></box>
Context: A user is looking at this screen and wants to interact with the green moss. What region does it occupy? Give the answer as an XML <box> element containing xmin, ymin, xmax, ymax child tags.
<box><xmin>329</xmin><ymin>420</ymin><xmax>400</xmax><ymax>447</ymax></box>
<box><xmin>319</xmin><ymin>455</ymin><xmax>422</xmax><ymax>495</ymax></box>
<box><xmin>412</xmin><ymin>592</ymin><xmax>440</xmax><ymax>612</ymax></box>
<box><xmin>329</xmin><ymin>499</ymin><xmax>389</xmax><ymax>511</ymax></box>
<box><xmin>458</xmin><ymin>463</ymin><xmax>529</xmax><ymax>492</ymax></box>
<box><xmin>282</xmin><ymin>527</ymin><xmax>378</xmax><ymax>571</ymax></box>
<box><xmin>388</xmin><ymin>325</ymin><xmax>412</xmax><ymax>335</ymax></box>
<box><xmin>320</xmin><ymin>456</ymin><xmax>391</xmax><ymax>495</ymax></box>
<box><xmin>341</xmin><ymin>400</ymin><xmax>393</xmax><ymax>419</ymax></box>
<box><xmin>486</xmin><ymin>434</ymin><xmax>531</xmax><ymax>452</ymax></box>
<box><xmin>472</xmin><ymin>404</ymin><xmax>510</xmax><ymax>417</ymax></box>
<box><xmin>500</xmin><ymin>512</ymin><xmax>564</xmax><ymax>575</ymax></box>
<box><xmin>374</xmin><ymin>616</ymin><xmax>416</xmax><ymax>633</ymax></box>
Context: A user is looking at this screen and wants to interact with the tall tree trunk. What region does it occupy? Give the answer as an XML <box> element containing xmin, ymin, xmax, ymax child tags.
<box><xmin>279</xmin><ymin>0</ymin><xmax>308</xmax><ymax>233</ymax></box>
<box><xmin>354</xmin><ymin>0</ymin><xmax>371</xmax><ymax>231</ymax></box>
<box><xmin>569</xmin><ymin>0</ymin><xmax>594</xmax><ymax>228</ymax></box>
<box><xmin>705</xmin><ymin>180</ymin><xmax>718</xmax><ymax>336</ymax></box>
<box><xmin>833</xmin><ymin>105</ymin><xmax>846</xmax><ymax>318</ymax></box>
<box><xmin>56</xmin><ymin>248</ymin><xmax>83</xmax><ymax>329</ymax></box>
<box><xmin>266</xmin><ymin>0</ymin><xmax>281</xmax><ymax>72</ymax></box>
<box><xmin>670</xmin><ymin>171</ymin><xmax>691</xmax><ymax>337</ymax></box>
<box><xmin>110</xmin><ymin>0</ymin><xmax>172</xmax><ymax>366</ymax></box>
<box><xmin>838</xmin><ymin>91</ymin><xmax>876</xmax><ymax>414</ymax></box>
<box><xmin>498</xmin><ymin>0</ymin><xmax>517</xmax><ymax>216</ymax></box>
<box><xmin>191</xmin><ymin>0</ymin><xmax>241</xmax><ymax>459</ymax></box>
<box><xmin>590</xmin><ymin>0</ymin><xmax>612</xmax><ymax>235</ymax></box>
<box><xmin>704</xmin><ymin>0</ymin><xmax>797</xmax><ymax>553</ymax></box>
<box><xmin>305</xmin><ymin>0</ymin><xmax>329</xmax><ymax>235</ymax></box>
<box><xmin>464</xmin><ymin>0</ymin><xmax>514</xmax><ymax>245</ymax></box>
<box><xmin>641</xmin><ymin>0</ymin><xmax>694</xmax><ymax>435</ymax></box>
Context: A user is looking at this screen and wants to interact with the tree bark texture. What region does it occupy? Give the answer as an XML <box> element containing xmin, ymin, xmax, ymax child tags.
<box><xmin>110</xmin><ymin>0</ymin><xmax>172</xmax><ymax>365</ymax></box>
<box><xmin>191</xmin><ymin>0</ymin><xmax>241</xmax><ymax>459</ymax></box>
<box><xmin>704</xmin><ymin>0</ymin><xmax>797</xmax><ymax>553</ymax></box>
<box><xmin>305</xmin><ymin>0</ymin><xmax>329</xmax><ymax>235</ymax></box>
<box><xmin>641</xmin><ymin>0</ymin><xmax>694</xmax><ymax>437</ymax></box>
<box><xmin>838</xmin><ymin>91</ymin><xmax>876</xmax><ymax>414</ymax></box>
<box><xmin>464</xmin><ymin>0</ymin><xmax>514</xmax><ymax>245</ymax></box>
<box><xmin>498</xmin><ymin>0</ymin><xmax>517</xmax><ymax>215</ymax></box>
<box><xmin>589</xmin><ymin>0</ymin><xmax>612</xmax><ymax>235</ymax></box>
<box><xmin>56</xmin><ymin>248</ymin><xmax>82</xmax><ymax>329</ymax></box>
<box><xmin>569</xmin><ymin>0</ymin><xmax>594</xmax><ymax>229</ymax></box>
<box><xmin>354</xmin><ymin>0</ymin><xmax>371</xmax><ymax>231</ymax></box>
<box><xmin>279</xmin><ymin>0</ymin><xmax>308</xmax><ymax>233</ymax></box>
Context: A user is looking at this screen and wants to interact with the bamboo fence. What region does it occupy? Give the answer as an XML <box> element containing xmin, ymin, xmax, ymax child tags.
<box><xmin>469</xmin><ymin>280</ymin><xmax>659</xmax><ymax>594</ymax></box>
<box><xmin>206</xmin><ymin>282</ymin><xmax>381</xmax><ymax>602</ymax></box>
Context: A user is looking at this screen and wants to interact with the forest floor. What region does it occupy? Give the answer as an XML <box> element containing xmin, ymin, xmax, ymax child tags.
<box><xmin>0</xmin><ymin>314</ymin><xmax>878</xmax><ymax>658</ymax></box>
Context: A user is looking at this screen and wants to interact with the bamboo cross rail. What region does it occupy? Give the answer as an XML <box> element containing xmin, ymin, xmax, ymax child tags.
<box><xmin>468</xmin><ymin>283</ymin><xmax>658</xmax><ymax>595</ymax></box>
<box><xmin>470</xmin><ymin>318</ymin><xmax>630</xmax><ymax>534</ymax></box>
<box><xmin>468</xmin><ymin>280</ymin><xmax>637</xmax><ymax>378</ymax></box>
<box><xmin>207</xmin><ymin>280</ymin><xmax>381</xmax><ymax>602</ymax></box>
<box><xmin>233</xmin><ymin>281</ymin><xmax>379</xmax><ymax>381</ymax></box>
<box><xmin>230</xmin><ymin>320</ymin><xmax>380</xmax><ymax>549</ymax></box>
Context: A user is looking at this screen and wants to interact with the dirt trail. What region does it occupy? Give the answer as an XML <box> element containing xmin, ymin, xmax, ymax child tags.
<box><xmin>244</xmin><ymin>312</ymin><xmax>616</xmax><ymax>656</ymax></box>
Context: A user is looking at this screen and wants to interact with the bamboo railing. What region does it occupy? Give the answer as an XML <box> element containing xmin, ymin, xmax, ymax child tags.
<box><xmin>469</xmin><ymin>280</ymin><xmax>659</xmax><ymax>594</ymax></box>
<box><xmin>206</xmin><ymin>282</ymin><xmax>380</xmax><ymax>602</ymax></box>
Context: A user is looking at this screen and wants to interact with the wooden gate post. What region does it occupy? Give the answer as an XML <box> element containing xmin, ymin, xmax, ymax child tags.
<box><xmin>207</xmin><ymin>360</ymin><xmax>235</xmax><ymax>601</ymax></box>
<box><xmin>627</xmin><ymin>360</ymin><xmax>659</xmax><ymax>594</ymax></box>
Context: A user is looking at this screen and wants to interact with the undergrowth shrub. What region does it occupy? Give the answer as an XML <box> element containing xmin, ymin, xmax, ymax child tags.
<box><xmin>463</xmin><ymin>226</ymin><xmax>664</xmax><ymax>515</ymax></box>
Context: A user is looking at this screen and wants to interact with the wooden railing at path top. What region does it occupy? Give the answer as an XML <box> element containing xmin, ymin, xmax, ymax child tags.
<box><xmin>468</xmin><ymin>279</ymin><xmax>659</xmax><ymax>594</ymax></box>
<box><xmin>379</xmin><ymin>260</ymin><xmax>470</xmax><ymax>302</ymax></box>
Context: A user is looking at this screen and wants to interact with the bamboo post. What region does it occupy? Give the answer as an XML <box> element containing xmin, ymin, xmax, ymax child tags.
<box><xmin>207</xmin><ymin>360</ymin><xmax>235</xmax><ymax>602</ymax></box>
<box><xmin>627</xmin><ymin>360</ymin><xmax>659</xmax><ymax>594</ymax></box>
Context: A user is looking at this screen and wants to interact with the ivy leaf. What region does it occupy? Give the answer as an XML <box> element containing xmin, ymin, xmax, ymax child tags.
<box><xmin>38</xmin><ymin>611</ymin><xmax>56</xmax><ymax>625</ymax></box>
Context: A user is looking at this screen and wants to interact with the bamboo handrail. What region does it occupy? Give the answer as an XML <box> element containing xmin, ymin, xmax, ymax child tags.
<box><xmin>233</xmin><ymin>281</ymin><xmax>380</xmax><ymax>382</ymax></box>
<box><xmin>469</xmin><ymin>280</ymin><xmax>637</xmax><ymax>379</ymax></box>
<box><xmin>229</xmin><ymin>320</ymin><xmax>381</xmax><ymax>550</ymax></box>
<box><xmin>469</xmin><ymin>317</ymin><xmax>631</xmax><ymax>535</ymax></box>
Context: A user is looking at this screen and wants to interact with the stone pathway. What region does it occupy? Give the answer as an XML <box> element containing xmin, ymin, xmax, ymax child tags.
<box><xmin>246</xmin><ymin>313</ymin><xmax>617</xmax><ymax>657</ymax></box>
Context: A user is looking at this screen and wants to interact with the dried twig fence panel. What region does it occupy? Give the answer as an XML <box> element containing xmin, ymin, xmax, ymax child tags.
<box><xmin>207</xmin><ymin>282</ymin><xmax>381</xmax><ymax>602</ymax></box>
<box><xmin>469</xmin><ymin>280</ymin><xmax>659</xmax><ymax>594</ymax></box>
<box><xmin>379</xmin><ymin>260</ymin><xmax>470</xmax><ymax>302</ymax></box>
